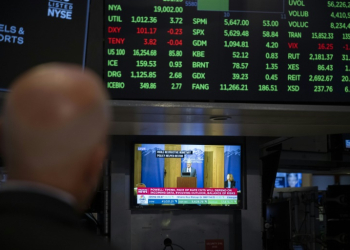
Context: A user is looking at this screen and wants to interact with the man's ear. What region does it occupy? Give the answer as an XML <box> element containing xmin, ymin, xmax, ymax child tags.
<box><xmin>85</xmin><ymin>142</ymin><xmax>108</xmax><ymax>187</ymax></box>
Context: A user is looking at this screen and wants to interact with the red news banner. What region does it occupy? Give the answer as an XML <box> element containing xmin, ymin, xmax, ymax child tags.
<box><xmin>137</xmin><ymin>188</ymin><xmax>238</xmax><ymax>196</ymax></box>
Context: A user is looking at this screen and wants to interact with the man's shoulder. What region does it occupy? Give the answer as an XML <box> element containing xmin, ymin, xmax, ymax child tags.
<box><xmin>0</xmin><ymin>201</ymin><xmax>116</xmax><ymax>250</ymax></box>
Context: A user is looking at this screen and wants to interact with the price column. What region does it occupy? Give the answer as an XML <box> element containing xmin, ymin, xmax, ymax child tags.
<box><xmin>106</xmin><ymin>4</ymin><xmax>125</xmax><ymax>90</ymax></box>
<box><xmin>221</xmin><ymin>16</ymin><xmax>250</xmax><ymax>92</ymax></box>
<box><xmin>308</xmin><ymin>1</ymin><xmax>334</xmax><ymax>94</ymax></box>
<box><xmin>131</xmin><ymin>4</ymin><xmax>159</xmax><ymax>90</ymax></box>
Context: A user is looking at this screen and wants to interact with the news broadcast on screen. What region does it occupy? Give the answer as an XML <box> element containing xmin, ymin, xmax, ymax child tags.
<box><xmin>133</xmin><ymin>144</ymin><xmax>242</xmax><ymax>208</ymax></box>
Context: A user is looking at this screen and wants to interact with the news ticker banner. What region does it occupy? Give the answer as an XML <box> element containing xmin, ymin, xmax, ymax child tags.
<box><xmin>137</xmin><ymin>187</ymin><xmax>238</xmax><ymax>205</ymax></box>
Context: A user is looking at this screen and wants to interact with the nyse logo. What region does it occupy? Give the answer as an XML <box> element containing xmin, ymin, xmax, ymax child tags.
<box><xmin>47</xmin><ymin>0</ymin><xmax>73</xmax><ymax>20</ymax></box>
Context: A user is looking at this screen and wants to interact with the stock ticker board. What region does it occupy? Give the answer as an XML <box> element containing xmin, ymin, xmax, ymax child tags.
<box><xmin>104</xmin><ymin>0</ymin><xmax>350</xmax><ymax>103</ymax></box>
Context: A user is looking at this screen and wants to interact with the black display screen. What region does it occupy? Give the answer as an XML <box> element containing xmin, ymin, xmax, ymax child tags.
<box><xmin>104</xmin><ymin>0</ymin><xmax>350</xmax><ymax>103</ymax></box>
<box><xmin>0</xmin><ymin>0</ymin><xmax>90</xmax><ymax>90</ymax></box>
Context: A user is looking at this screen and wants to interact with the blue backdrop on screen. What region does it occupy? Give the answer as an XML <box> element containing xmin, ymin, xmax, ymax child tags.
<box><xmin>224</xmin><ymin>146</ymin><xmax>241</xmax><ymax>191</ymax></box>
<box><xmin>141</xmin><ymin>144</ymin><xmax>165</xmax><ymax>188</ymax></box>
<box><xmin>181</xmin><ymin>145</ymin><xmax>205</xmax><ymax>188</ymax></box>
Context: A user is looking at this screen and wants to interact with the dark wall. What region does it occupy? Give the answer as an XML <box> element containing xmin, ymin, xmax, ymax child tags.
<box><xmin>86</xmin><ymin>0</ymin><xmax>104</xmax><ymax>76</ymax></box>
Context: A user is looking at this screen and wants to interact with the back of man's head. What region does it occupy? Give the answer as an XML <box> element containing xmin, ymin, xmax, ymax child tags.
<box><xmin>1</xmin><ymin>63</ymin><xmax>111</xmax><ymax>209</ymax></box>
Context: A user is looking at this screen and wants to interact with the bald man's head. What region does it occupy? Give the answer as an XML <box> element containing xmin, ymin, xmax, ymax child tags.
<box><xmin>1</xmin><ymin>63</ymin><xmax>111</xmax><ymax>208</ymax></box>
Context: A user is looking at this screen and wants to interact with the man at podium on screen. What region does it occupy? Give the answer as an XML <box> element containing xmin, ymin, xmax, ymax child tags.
<box><xmin>224</xmin><ymin>174</ymin><xmax>236</xmax><ymax>188</ymax></box>
<box><xmin>181</xmin><ymin>159</ymin><xmax>197</xmax><ymax>177</ymax></box>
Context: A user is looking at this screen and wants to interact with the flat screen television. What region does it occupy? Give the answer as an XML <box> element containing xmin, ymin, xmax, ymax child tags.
<box><xmin>132</xmin><ymin>143</ymin><xmax>244</xmax><ymax>209</ymax></box>
<box><xmin>275</xmin><ymin>172</ymin><xmax>302</xmax><ymax>188</ymax></box>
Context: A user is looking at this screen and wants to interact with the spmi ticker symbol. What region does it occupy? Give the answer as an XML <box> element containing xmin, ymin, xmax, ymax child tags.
<box><xmin>47</xmin><ymin>0</ymin><xmax>73</xmax><ymax>20</ymax></box>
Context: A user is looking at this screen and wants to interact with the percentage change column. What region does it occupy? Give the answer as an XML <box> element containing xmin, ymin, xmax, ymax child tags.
<box><xmin>221</xmin><ymin>15</ymin><xmax>250</xmax><ymax>93</ymax></box>
<box><xmin>164</xmin><ymin>2</ymin><xmax>184</xmax><ymax>91</ymax></box>
<box><xmin>307</xmin><ymin>1</ymin><xmax>334</xmax><ymax>94</ymax></box>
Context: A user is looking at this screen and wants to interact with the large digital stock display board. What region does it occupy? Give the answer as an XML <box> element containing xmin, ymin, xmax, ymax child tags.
<box><xmin>0</xmin><ymin>0</ymin><xmax>90</xmax><ymax>91</ymax></box>
<box><xmin>133</xmin><ymin>144</ymin><xmax>242</xmax><ymax>209</ymax></box>
<box><xmin>105</xmin><ymin>0</ymin><xmax>350</xmax><ymax>104</ymax></box>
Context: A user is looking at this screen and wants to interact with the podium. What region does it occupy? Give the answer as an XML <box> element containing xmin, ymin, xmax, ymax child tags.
<box><xmin>177</xmin><ymin>177</ymin><xmax>197</xmax><ymax>188</ymax></box>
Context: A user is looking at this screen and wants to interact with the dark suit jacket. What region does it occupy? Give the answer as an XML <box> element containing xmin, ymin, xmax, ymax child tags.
<box><xmin>181</xmin><ymin>167</ymin><xmax>196</xmax><ymax>177</ymax></box>
<box><xmin>224</xmin><ymin>180</ymin><xmax>236</xmax><ymax>188</ymax></box>
<box><xmin>0</xmin><ymin>191</ymin><xmax>115</xmax><ymax>250</ymax></box>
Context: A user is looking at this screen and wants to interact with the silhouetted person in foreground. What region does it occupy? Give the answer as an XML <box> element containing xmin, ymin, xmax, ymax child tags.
<box><xmin>0</xmin><ymin>63</ymin><xmax>115</xmax><ymax>250</ymax></box>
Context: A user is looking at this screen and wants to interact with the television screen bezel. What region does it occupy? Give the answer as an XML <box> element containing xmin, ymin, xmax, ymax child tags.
<box><xmin>130</xmin><ymin>139</ymin><xmax>246</xmax><ymax>210</ymax></box>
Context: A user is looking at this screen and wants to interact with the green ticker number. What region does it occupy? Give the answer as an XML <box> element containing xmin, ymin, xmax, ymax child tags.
<box><xmin>343</xmin><ymin>33</ymin><xmax>350</xmax><ymax>39</ymax></box>
<box><xmin>154</xmin><ymin>6</ymin><xmax>183</xmax><ymax>13</ymax></box>
<box><xmin>232</xmin><ymin>73</ymin><xmax>248</xmax><ymax>80</ymax></box>
<box><xmin>343</xmin><ymin>54</ymin><xmax>350</xmax><ymax>61</ymax></box>
<box><xmin>169</xmin><ymin>50</ymin><xmax>183</xmax><ymax>57</ymax></box>
<box><xmin>314</xmin><ymin>86</ymin><xmax>334</xmax><ymax>92</ymax></box>
<box><xmin>140</xmin><ymin>82</ymin><xmax>157</xmax><ymax>89</ymax></box>
<box><xmin>171</xmin><ymin>83</ymin><xmax>182</xmax><ymax>89</ymax></box>
<box><xmin>170</xmin><ymin>17</ymin><xmax>183</xmax><ymax>24</ymax></box>
<box><xmin>131</xmin><ymin>71</ymin><xmax>157</xmax><ymax>78</ymax></box>
<box><xmin>263</xmin><ymin>20</ymin><xmax>279</xmax><ymax>27</ymax></box>
<box><xmin>312</xmin><ymin>32</ymin><xmax>334</xmax><ymax>39</ymax></box>
<box><xmin>265</xmin><ymin>74</ymin><xmax>278</xmax><ymax>81</ymax></box>
<box><xmin>309</xmin><ymin>54</ymin><xmax>333</xmax><ymax>61</ymax></box>
<box><xmin>318</xmin><ymin>64</ymin><xmax>333</xmax><ymax>71</ymax></box>
<box><xmin>232</xmin><ymin>51</ymin><xmax>249</xmax><ymax>59</ymax></box>
<box><xmin>133</xmin><ymin>49</ymin><xmax>157</xmax><ymax>56</ymax></box>
<box><xmin>169</xmin><ymin>72</ymin><xmax>182</xmax><ymax>79</ymax></box>
<box><xmin>224</xmin><ymin>41</ymin><xmax>249</xmax><ymax>48</ymax></box>
<box><xmin>259</xmin><ymin>85</ymin><xmax>278</xmax><ymax>91</ymax></box>
<box><xmin>169</xmin><ymin>61</ymin><xmax>182</xmax><ymax>68</ymax></box>
<box><xmin>266</xmin><ymin>53</ymin><xmax>279</xmax><ymax>59</ymax></box>
<box><xmin>309</xmin><ymin>75</ymin><xmax>333</xmax><ymax>82</ymax></box>
<box><xmin>327</xmin><ymin>1</ymin><xmax>350</xmax><ymax>8</ymax></box>
<box><xmin>232</xmin><ymin>63</ymin><xmax>249</xmax><ymax>69</ymax></box>
<box><xmin>224</xmin><ymin>19</ymin><xmax>249</xmax><ymax>26</ymax></box>
<box><xmin>131</xmin><ymin>16</ymin><xmax>157</xmax><ymax>23</ymax></box>
<box><xmin>266</xmin><ymin>42</ymin><xmax>279</xmax><ymax>49</ymax></box>
<box><xmin>345</xmin><ymin>86</ymin><xmax>350</xmax><ymax>92</ymax></box>
<box><xmin>266</xmin><ymin>63</ymin><xmax>278</xmax><ymax>70</ymax></box>
<box><xmin>220</xmin><ymin>84</ymin><xmax>248</xmax><ymax>91</ymax></box>
<box><xmin>342</xmin><ymin>75</ymin><xmax>350</xmax><ymax>82</ymax></box>
<box><xmin>330</xmin><ymin>22</ymin><xmax>350</xmax><ymax>29</ymax></box>
<box><xmin>331</xmin><ymin>12</ymin><xmax>350</xmax><ymax>18</ymax></box>
<box><xmin>224</xmin><ymin>30</ymin><xmax>249</xmax><ymax>37</ymax></box>
<box><xmin>263</xmin><ymin>31</ymin><xmax>279</xmax><ymax>38</ymax></box>
<box><xmin>136</xmin><ymin>60</ymin><xmax>157</xmax><ymax>67</ymax></box>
